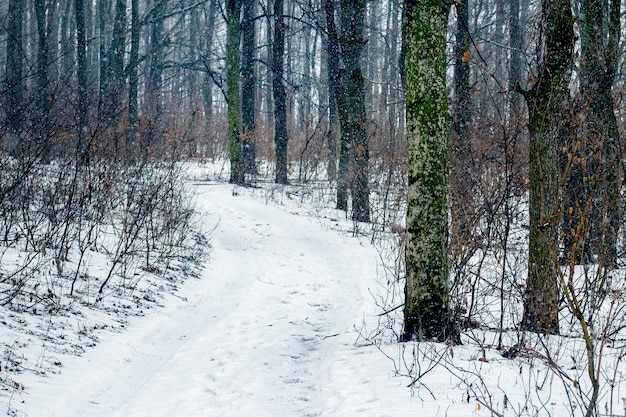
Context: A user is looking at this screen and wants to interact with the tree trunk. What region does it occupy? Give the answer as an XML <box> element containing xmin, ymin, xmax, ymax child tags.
<box><xmin>202</xmin><ymin>0</ymin><xmax>218</xmax><ymax>136</ymax></box>
<box><xmin>570</xmin><ymin>0</ymin><xmax>621</xmax><ymax>269</ymax></box>
<box><xmin>272</xmin><ymin>0</ymin><xmax>288</xmax><ymax>184</ymax></box>
<box><xmin>520</xmin><ymin>0</ymin><xmax>574</xmax><ymax>335</ymax></box>
<box><xmin>227</xmin><ymin>0</ymin><xmax>244</xmax><ymax>184</ymax></box>
<box><xmin>34</xmin><ymin>0</ymin><xmax>52</xmax><ymax>157</ymax></box>
<box><xmin>5</xmin><ymin>0</ymin><xmax>24</xmax><ymax>142</ymax></box>
<box><xmin>100</xmin><ymin>0</ymin><xmax>127</xmax><ymax>154</ymax></box>
<box><xmin>76</xmin><ymin>0</ymin><xmax>89</xmax><ymax>161</ymax></box>
<box><xmin>338</xmin><ymin>0</ymin><xmax>370</xmax><ymax>222</ymax></box>
<box><xmin>402</xmin><ymin>0</ymin><xmax>452</xmax><ymax>342</ymax></box>
<box><xmin>127</xmin><ymin>0</ymin><xmax>140</xmax><ymax>158</ymax></box>
<box><xmin>449</xmin><ymin>0</ymin><xmax>472</xmax><ymax>250</ymax></box>
<box><xmin>145</xmin><ymin>0</ymin><xmax>166</xmax><ymax>155</ymax></box>
<box><xmin>242</xmin><ymin>0</ymin><xmax>257</xmax><ymax>176</ymax></box>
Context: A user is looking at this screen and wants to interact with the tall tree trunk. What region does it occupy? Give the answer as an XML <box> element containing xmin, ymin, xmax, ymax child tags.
<box><xmin>227</xmin><ymin>0</ymin><xmax>244</xmax><ymax>184</ymax></box>
<box><xmin>508</xmin><ymin>0</ymin><xmax>521</xmax><ymax>110</ymax></box>
<box><xmin>76</xmin><ymin>0</ymin><xmax>89</xmax><ymax>161</ymax></box>
<box><xmin>241</xmin><ymin>0</ymin><xmax>257</xmax><ymax>176</ymax></box>
<box><xmin>402</xmin><ymin>0</ymin><xmax>453</xmax><ymax>342</ymax></box>
<box><xmin>202</xmin><ymin>0</ymin><xmax>217</xmax><ymax>135</ymax></box>
<box><xmin>325</xmin><ymin>0</ymin><xmax>342</xmax><ymax>194</ymax></box>
<box><xmin>520</xmin><ymin>0</ymin><xmax>574</xmax><ymax>335</ymax></box>
<box><xmin>98</xmin><ymin>0</ymin><xmax>109</xmax><ymax>97</ymax></box>
<box><xmin>571</xmin><ymin>0</ymin><xmax>621</xmax><ymax>269</ymax></box>
<box><xmin>5</xmin><ymin>0</ymin><xmax>24</xmax><ymax>142</ymax></box>
<box><xmin>34</xmin><ymin>0</ymin><xmax>52</xmax><ymax>157</ymax></box>
<box><xmin>145</xmin><ymin>0</ymin><xmax>166</xmax><ymax>155</ymax></box>
<box><xmin>126</xmin><ymin>0</ymin><xmax>141</xmax><ymax>157</ymax></box>
<box><xmin>449</xmin><ymin>0</ymin><xmax>472</xmax><ymax>251</ymax></box>
<box><xmin>127</xmin><ymin>0</ymin><xmax>140</xmax><ymax>158</ymax></box>
<box><xmin>100</xmin><ymin>0</ymin><xmax>127</xmax><ymax>154</ymax></box>
<box><xmin>338</xmin><ymin>0</ymin><xmax>370</xmax><ymax>222</ymax></box>
<box><xmin>273</xmin><ymin>0</ymin><xmax>288</xmax><ymax>184</ymax></box>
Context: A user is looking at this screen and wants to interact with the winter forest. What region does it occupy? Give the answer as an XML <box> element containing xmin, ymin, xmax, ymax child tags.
<box><xmin>1</xmin><ymin>0</ymin><xmax>626</xmax><ymax>415</ymax></box>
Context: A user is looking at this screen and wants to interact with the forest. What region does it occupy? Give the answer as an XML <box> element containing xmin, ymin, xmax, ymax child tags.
<box><xmin>1</xmin><ymin>0</ymin><xmax>626</xmax><ymax>415</ymax></box>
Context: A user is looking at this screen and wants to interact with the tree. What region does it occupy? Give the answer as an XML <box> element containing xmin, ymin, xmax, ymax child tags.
<box><xmin>5</xmin><ymin>0</ymin><xmax>24</xmax><ymax>143</ymax></box>
<box><xmin>144</xmin><ymin>0</ymin><xmax>167</xmax><ymax>153</ymax></box>
<box><xmin>402</xmin><ymin>0</ymin><xmax>452</xmax><ymax>342</ymax></box>
<box><xmin>337</xmin><ymin>0</ymin><xmax>370</xmax><ymax>222</ymax></box>
<box><xmin>241</xmin><ymin>0</ymin><xmax>257</xmax><ymax>176</ymax></box>
<box><xmin>449</xmin><ymin>0</ymin><xmax>472</xmax><ymax>249</ymax></box>
<box><xmin>564</xmin><ymin>0</ymin><xmax>621</xmax><ymax>268</ymax></box>
<box><xmin>33</xmin><ymin>0</ymin><xmax>54</xmax><ymax>157</ymax></box>
<box><xmin>202</xmin><ymin>0</ymin><xmax>218</xmax><ymax>133</ymax></box>
<box><xmin>519</xmin><ymin>0</ymin><xmax>574</xmax><ymax>334</ymax></box>
<box><xmin>227</xmin><ymin>0</ymin><xmax>244</xmax><ymax>184</ymax></box>
<box><xmin>127</xmin><ymin>0</ymin><xmax>140</xmax><ymax>156</ymax></box>
<box><xmin>273</xmin><ymin>0</ymin><xmax>289</xmax><ymax>184</ymax></box>
<box><xmin>325</xmin><ymin>0</ymin><xmax>344</xmax><ymax>202</ymax></box>
<box><xmin>76</xmin><ymin>0</ymin><xmax>89</xmax><ymax>160</ymax></box>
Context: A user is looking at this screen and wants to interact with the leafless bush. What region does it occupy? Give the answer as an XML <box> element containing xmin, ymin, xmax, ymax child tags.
<box><xmin>0</xmin><ymin>153</ymin><xmax>203</xmax><ymax>311</ymax></box>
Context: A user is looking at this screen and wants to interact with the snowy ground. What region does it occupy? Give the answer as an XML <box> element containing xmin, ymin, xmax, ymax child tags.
<box><xmin>1</xmin><ymin>179</ymin><xmax>425</xmax><ymax>417</ymax></box>
<box><xmin>3</xmin><ymin>170</ymin><xmax>622</xmax><ymax>416</ymax></box>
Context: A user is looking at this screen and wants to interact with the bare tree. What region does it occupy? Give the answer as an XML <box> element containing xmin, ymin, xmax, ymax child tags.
<box><xmin>518</xmin><ymin>0</ymin><xmax>575</xmax><ymax>334</ymax></box>
<box><xmin>337</xmin><ymin>0</ymin><xmax>369</xmax><ymax>222</ymax></box>
<box><xmin>273</xmin><ymin>0</ymin><xmax>289</xmax><ymax>184</ymax></box>
<box><xmin>227</xmin><ymin>0</ymin><xmax>244</xmax><ymax>184</ymax></box>
<box><xmin>242</xmin><ymin>0</ymin><xmax>257</xmax><ymax>176</ymax></box>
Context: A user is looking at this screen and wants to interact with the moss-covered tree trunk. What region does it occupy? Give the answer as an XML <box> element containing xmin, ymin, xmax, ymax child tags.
<box><xmin>520</xmin><ymin>0</ymin><xmax>574</xmax><ymax>335</ymax></box>
<box><xmin>402</xmin><ymin>0</ymin><xmax>451</xmax><ymax>342</ymax></box>
<box><xmin>227</xmin><ymin>0</ymin><xmax>244</xmax><ymax>184</ymax></box>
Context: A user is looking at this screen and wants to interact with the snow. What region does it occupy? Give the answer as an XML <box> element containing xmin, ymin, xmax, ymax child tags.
<box><xmin>2</xmin><ymin>179</ymin><xmax>418</xmax><ymax>417</ymax></box>
<box><xmin>3</xmin><ymin>168</ymin><xmax>624</xmax><ymax>417</ymax></box>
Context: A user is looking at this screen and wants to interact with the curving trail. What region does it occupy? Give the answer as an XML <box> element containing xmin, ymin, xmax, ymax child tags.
<box><xmin>19</xmin><ymin>183</ymin><xmax>402</xmax><ymax>417</ymax></box>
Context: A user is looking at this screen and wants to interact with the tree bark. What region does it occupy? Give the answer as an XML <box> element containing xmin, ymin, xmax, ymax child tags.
<box><xmin>272</xmin><ymin>0</ymin><xmax>289</xmax><ymax>184</ymax></box>
<box><xmin>5</xmin><ymin>0</ymin><xmax>24</xmax><ymax>142</ymax></box>
<box><xmin>242</xmin><ymin>0</ymin><xmax>257</xmax><ymax>176</ymax></box>
<box><xmin>402</xmin><ymin>0</ymin><xmax>452</xmax><ymax>342</ymax></box>
<box><xmin>338</xmin><ymin>0</ymin><xmax>370</xmax><ymax>222</ymax></box>
<box><xmin>521</xmin><ymin>0</ymin><xmax>574</xmax><ymax>335</ymax></box>
<box><xmin>202</xmin><ymin>0</ymin><xmax>218</xmax><ymax>135</ymax></box>
<box><xmin>227</xmin><ymin>0</ymin><xmax>244</xmax><ymax>184</ymax></box>
<box><xmin>449</xmin><ymin>0</ymin><xmax>472</xmax><ymax>251</ymax></box>
<box><xmin>76</xmin><ymin>0</ymin><xmax>89</xmax><ymax>161</ymax></box>
<box><xmin>127</xmin><ymin>0</ymin><xmax>140</xmax><ymax>159</ymax></box>
<box><xmin>34</xmin><ymin>0</ymin><xmax>52</xmax><ymax>157</ymax></box>
<box><xmin>569</xmin><ymin>0</ymin><xmax>621</xmax><ymax>269</ymax></box>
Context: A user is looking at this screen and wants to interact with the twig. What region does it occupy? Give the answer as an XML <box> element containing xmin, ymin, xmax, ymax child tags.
<box><xmin>476</xmin><ymin>397</ymin><xmax>504</xmax><ymax>417</ymax></box>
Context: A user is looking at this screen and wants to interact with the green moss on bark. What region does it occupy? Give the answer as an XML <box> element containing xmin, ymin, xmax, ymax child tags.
<box><xmin>402</xmin><ymin>0</ymin><xmax>452</xmax><ymax>342</ymax></box>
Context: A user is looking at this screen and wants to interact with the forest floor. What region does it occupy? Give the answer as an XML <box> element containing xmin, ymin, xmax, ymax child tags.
<box><xmin>0</xmin><ymin>164</ymin><xmax>616</xmax><ymax>416</ymax></box>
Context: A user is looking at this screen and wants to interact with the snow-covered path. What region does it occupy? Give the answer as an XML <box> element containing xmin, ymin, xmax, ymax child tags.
<box><xmin>17</xmin><ymin>182</ymin><xmax>403</xmax><ymax>417</ymax></box>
